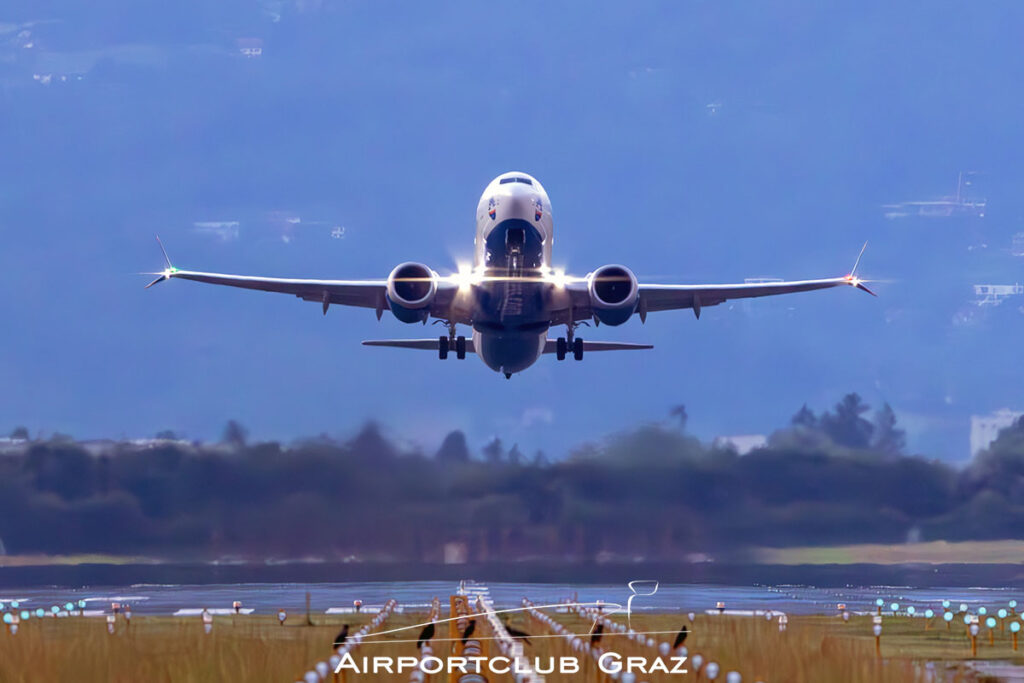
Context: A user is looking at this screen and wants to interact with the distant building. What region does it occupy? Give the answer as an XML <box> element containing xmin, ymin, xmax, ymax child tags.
<box><xmin>443</xmin><ymin>542</ymin><xmax>468</xmax><ymax>565</ymax></box>
<box><xmin>971</xmin><ymin>409</ymin><xmax>1022</xmax><ymax>457</ymax></box>
<box><xmin>973</xmin><ymin>283</ymin><xmax>1024</xmax><ymax>306</ymax></box>
<box><xmin>713</xmin><ymin>434</ymin><xmax>767</xmax><ymax>455</ymax></box>
<box><xmin>0</xmin><ymin>437</ymin><xmax>29</xmax><ymax>455</ymax></box>
<box><xmin>1012</xmin><ymin>232</ymin><xmax>1024</xmax><ymax>257</ymax></box>
<box><xmin>236</xmin><ymin>38</ymin><xmax>263</xmax><ymax>58</ymax></box>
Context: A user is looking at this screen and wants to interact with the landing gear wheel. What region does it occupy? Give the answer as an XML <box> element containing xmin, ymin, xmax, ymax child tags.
<box><xmin>573</xmin><ymin>337</ymin><xmax>584</xmax><ymax>361</ymax></box>
<box><xmin>438</xmin><ymin>335</ymin><xmax>449</xmax><ymax>360</ymax></box>
<box><xmin>456</xmin><ymin>336</ymin><xmax>467</xmax><ymax>360</ymax></box>
<box><xmin>556</xmin><ymin>337</ymin><xmax>567</xmax><ymax>361</ymax></box>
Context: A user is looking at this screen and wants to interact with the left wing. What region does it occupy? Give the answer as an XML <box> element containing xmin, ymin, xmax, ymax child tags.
<box><xmin>565</xmin><ymin>243</ymin><xmax>874</xmax><ymax>322</ymax></box>
<box><xmin>638</xmin><ymin>274</ymin><xmax>874</xmax><ymax>318</ymax></box>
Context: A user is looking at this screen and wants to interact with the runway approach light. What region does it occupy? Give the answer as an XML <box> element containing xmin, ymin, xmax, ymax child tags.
<box><xmin>942</xmin><ymin>600</ymin><xmax>951</xmax><ymax>609</ymax></box>
<box><xmin>907</xmin><ymin>606</ymin><xmax>916</xmax><ymax>616</ymax></box>
<box><xmin>34</xmin><ymin>609</ymin><xmax>44</xmax><ymax>618</ymax></box>
<box><xmin>999</xmin><ymin>609</ymin><xmax>1008</xmax><ymax>619</ymax></box>
<box><xmin>705</xmin><ymin>662</ymin><xmax>720</xmax><ymax>680</ymax></box>
<box><xmin>959</xmin><ymin>603</ymin><xmax>969</xmax><ymax>613</ymax></box>
<box><xmin>1011</xmin><ymin>600</ymin><xmax>1018</xmax><ymax>609</ymax></box>
<box><xmin>925</xmin><ymin>609</ymin><xmax>934</xmax><ymax>619</ymax></box>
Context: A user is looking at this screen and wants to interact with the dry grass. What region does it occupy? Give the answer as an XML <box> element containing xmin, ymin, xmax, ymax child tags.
<box><xmin>754</xmin><ymin>539</ymin><xmax>1024</xmax><ymax>565</ymax></box>
<box><xmin>0</xmin><ymin>609</ymin><xmax>1014</xmax><ymax>682</ymax></box>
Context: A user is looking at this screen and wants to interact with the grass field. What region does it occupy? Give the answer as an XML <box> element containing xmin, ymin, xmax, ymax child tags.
<box><xmin>754</xmin><ymin>539</ymin><xmax>1024</xmax><ymax>565</ymax></box>
<box><xmin>0</xmin><ymin>608</ymin><xmax>1014</xmax><ymax>682</ymax></box>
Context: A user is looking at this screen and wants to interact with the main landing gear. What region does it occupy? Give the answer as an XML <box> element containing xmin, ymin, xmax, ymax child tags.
<box><xmin>555</xmin><ymin>322</ymin><xmax>587</xmax><ymax>361</ymax></box>
<box><xmin>436</xmin><ymin>321</ymin><xmax>466</xmax><ymax>360</ymax></box>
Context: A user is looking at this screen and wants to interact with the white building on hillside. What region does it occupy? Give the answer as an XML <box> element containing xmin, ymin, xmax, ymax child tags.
<box><xmin>971</xmin><ymin>409</ymin><xmax>1022</xmax><ymax>457</ymax></box>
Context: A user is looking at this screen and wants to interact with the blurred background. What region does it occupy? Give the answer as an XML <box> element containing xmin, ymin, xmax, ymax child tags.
<box><xmin>1</xmin><ymin>1</ymin><xmax>1023</xmax><ymax>563</ymax></box>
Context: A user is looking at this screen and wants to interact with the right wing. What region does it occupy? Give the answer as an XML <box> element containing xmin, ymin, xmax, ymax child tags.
<box><xmin>144</xmin><ymin>237</ymin><xmax>457</xmax><ymax>319</ymax></box>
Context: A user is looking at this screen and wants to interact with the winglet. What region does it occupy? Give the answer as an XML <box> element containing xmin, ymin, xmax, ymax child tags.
<box><xmin>850</xmin><ymin>241</ymin><xmax>868</xmax><ymax>278</ymax></box>
<box><xmin>156</xmin><ymin>234</ymin><xmax>172</xmax><ymax>270</ymax></box>
<box><xmin>845</xmin><ymin>241</ymin><xmax>876</xmax><ymax>296</ymax></box>
<box><xmin>144</xmin><ymin>235</ymin><xmax>177</xmax><ymax>288</ymax></box>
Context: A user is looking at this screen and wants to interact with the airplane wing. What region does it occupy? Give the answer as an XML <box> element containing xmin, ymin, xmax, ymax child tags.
<box><xmin>638</xmin><ymin>274</ymin><xmax>874</xmax><ymax>318</ymax></box>
<box><xmin>144</xmin><ymin>237</ymin><xmax>457</xmax><ymax>319</ymax></box>
<box><xmin>362</xmin><ymin>339</ymin><xmax>653</xmax><ymax>353</ymax></box>
<box><xmin>564</xmin><ymin>244</ymin><xmax>874</xmax><ymax>322</ymax></box>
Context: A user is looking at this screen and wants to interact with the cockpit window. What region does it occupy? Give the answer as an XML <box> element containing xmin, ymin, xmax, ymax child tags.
<box><xmin>499</xmin><ymin>177</ymin><xmax>533</xmax><ymax>185</ymax></box>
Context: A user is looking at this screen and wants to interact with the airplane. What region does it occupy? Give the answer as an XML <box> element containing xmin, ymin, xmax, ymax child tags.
<box><xmin>145</xmin><ymin>171</ymin><xmax>874</xmax><ymax>379</ymax></box>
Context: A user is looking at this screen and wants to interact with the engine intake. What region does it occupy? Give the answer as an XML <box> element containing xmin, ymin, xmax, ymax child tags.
<box><xmin>386</xmin><ymin>262</ymin><xmax>437</xmax><ymax>323</ymax></box>
<box><xmin>588</xmin><ymin>264</ymin><xmax>639</xmax><ymax>326</ymax></box>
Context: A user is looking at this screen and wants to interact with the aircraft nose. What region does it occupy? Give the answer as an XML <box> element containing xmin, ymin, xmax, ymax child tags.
<box><xmin>503</xmin><ymin>194</ymin><xmax>534</xmax><ymax>220</ymax></box>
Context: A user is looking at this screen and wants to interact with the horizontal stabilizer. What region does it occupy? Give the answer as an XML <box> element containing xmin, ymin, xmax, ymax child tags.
<box><xmin>362</xmin><ymin>339</ymin><xmax>654</xmax><ymax>353</ymax></box>
<box><xmin>362</xmin><ymin>339</ymin><xmax>476</xmax><ymax>353</ymax></box>
<box><xmin>542</xmin><ymin>340</ymin><xmax>653</xmax><ymax>353</ymax></box>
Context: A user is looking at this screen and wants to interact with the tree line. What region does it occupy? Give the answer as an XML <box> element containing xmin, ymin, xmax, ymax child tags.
<box><xmin>1</xmin><ymin>393</ymin><xmax>1022</xmax><ymax>562</ymax></box>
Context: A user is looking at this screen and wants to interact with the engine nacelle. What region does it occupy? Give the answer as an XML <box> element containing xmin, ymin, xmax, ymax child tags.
<box><xmin>588</xmin><ymin>264</ymin><xmax>639</xmax><ymax>326</ymax></box>
<box><xmin>386</xmin><ymin>262</ymin><xmax>438</xmax><ymax>323</ymax></box>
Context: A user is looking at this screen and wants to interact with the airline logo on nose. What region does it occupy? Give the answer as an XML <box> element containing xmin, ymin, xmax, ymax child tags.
<box><xmin>534</xmin><ymin>198</ymin><xmax>543</xmax><ymax>221</ymax></box>
<box><xmin>488</xmin><ymin>197</ymin><xmax>497</xmax><ymax>220</ymax></box>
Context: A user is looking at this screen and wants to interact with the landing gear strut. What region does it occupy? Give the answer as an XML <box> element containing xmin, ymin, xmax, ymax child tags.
<box><xmin>435</xmin><ymin>321</ymin><xmax>466</xmax><ymax>360</ymax></box>
<box><xmin>556</xmin><ymin>321</ymin><xmax>588</xmax><ymax>361</ymax></box>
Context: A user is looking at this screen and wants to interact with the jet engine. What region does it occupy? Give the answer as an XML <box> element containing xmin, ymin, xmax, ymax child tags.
<box><xmin>386</xmin><ymin>262</ymin><xmax>438</xmax><ymax>323</ymax></box>
<box><xmin>588</xmin><ymin>264</ymin><xmax>639</xmax><ymax>326</ymax></box>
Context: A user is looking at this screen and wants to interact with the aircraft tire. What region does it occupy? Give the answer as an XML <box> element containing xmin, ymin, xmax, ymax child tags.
<box><xmin>556</xmin><ymin>337</ymin><xmax>567</xmax><ymax>361</ymax></box>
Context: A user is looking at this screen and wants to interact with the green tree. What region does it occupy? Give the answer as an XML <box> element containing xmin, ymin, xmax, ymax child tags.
<box><xmin>872</xmin><ymin>403</ymin><xmax>906</xmax><ymax>456</ymax></box>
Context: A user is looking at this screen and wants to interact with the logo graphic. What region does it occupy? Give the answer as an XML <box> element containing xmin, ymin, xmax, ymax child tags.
<box><xmin>534</xmin><ymin>198</ymin><xmax>543</xmax><ymax>221</ymax></box>
<box><xmin>488</xmin><ymin>197</ymin><xmax>497</xmax><ymax>220</ymax></box>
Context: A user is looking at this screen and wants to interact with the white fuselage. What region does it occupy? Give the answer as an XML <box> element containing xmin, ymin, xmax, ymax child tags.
<box><xmin>468</xmin><ymin>172</ymin><xmax>557</xmax><ymax>374</ymax></box>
